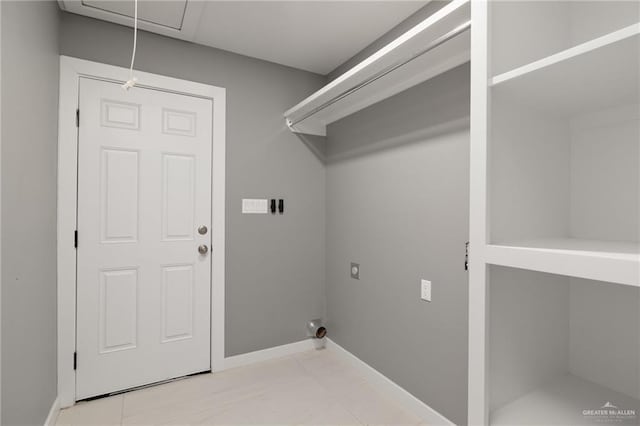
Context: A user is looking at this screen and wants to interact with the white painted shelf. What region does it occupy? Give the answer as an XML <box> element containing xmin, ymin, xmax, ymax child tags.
<box><xmin>491</xmin><ymin>374</ymin><xmax>640</xmax><ymax>426</ymax></box>
<box><xmin>491</xmin><ymin>23</ymin><xmax>640</xmax><ymax>118</ymax></box>
<box><xmin>284</xmin><ymin>0</ymin><xmax>470</xmax><ymax>136</ymax></box>
<box><xmin>486</xmin><ymin>238</ymin><xmax>640</xmax><ymax>287</ymax></box>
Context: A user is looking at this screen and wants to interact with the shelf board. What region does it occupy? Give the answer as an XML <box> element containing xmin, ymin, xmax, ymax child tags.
<box><xmin>284</xmin><ymin>0</ymin><xmax>470</xmax><ymax>136</ymax></box>
<box><xmin>490</xmin><ymin>23</ymin><xmax>640</xmax><ymax>118</ymax></box>
<box><xmin>491</xmin><ymin>374</ymin><xmax>640</xmax><ymax>426</ymax></box>
<box><xmin>485</xmin><ymin>238</ymin><xmax>639</xmax><ymax>286</ymax></box>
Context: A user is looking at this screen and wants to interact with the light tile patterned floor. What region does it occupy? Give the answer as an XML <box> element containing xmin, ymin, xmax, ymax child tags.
<box><xmin>56</xmin><ymin>348</ymin><xmax>424</xmax><ymax>425</ymax></box>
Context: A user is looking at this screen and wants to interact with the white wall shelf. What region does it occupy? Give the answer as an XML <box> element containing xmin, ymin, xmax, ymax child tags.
<box><xmin>284</xmin><ymin>0</ymin><xmax>470</xmax><ymax>136</ymax></box>
<box><xmin>492</xmin><ymin>23</ymin><xmax>639</xmax><ymax>85</ymax></box>
<box><xmin>491</xmin><ymin>374</ymin><xmax>640</xmax><ymax>426</ymax></box>
<box><xmin>491</xmin><ymin>24</ymin><xmax>639</xmax><ymax>118</ymax></box>
<box><xmin>486</xmin><ymin>238</ymin><xmax>639</xmax><ymax>287</ymax></box>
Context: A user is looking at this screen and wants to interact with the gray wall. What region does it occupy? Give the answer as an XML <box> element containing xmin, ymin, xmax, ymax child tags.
<box><xmin>59</xmin><ymin>12</ymin><xmax>327</xmax><ymax>357</ymax></box>
<box><xmin>325</xmin><ymin>64</ymin><xmax>470</xmax><ymax>425</ymax></box>
<box><xmin>1</xmin><ymin>1</ymin><xmax>60</xmax><ymax>425</ymax></box>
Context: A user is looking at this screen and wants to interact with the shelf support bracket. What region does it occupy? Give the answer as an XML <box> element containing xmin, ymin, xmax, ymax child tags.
<box><xmin>283</xmin><ymin>117</ymin><xmax>327</xmax><ymax>137</ymax></box>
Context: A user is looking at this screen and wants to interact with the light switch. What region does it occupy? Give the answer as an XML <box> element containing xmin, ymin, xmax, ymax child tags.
<box><xmin>242</xmin><ymin>199</ymin><xmax>268</xmax><ymax>214</ymax></box>
<box><xmin>421</xmin><ymin>279</ymin><xmax>431</xmax><ymax>302</ymax></box>
<box><xmin>351</xmin><ymin>263</ymin><xmax>360</xmax><ymax>280</ymax></box>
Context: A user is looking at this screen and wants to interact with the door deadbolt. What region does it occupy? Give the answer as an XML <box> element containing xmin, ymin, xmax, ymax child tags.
<box><xmin>198</xmin><ymin>225</ymin><xmax>208</xmax><ymax>235</ymax></box>
<box><xmin>198</xmin><ymin>245</ymin><xmax>209</xmax><ymax>255</ymax></box>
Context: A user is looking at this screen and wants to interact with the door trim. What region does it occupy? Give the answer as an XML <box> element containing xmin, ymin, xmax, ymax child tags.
<box><xmin>57</xmin><ymin>56</ymin><xmax>226</xmax><ymax>408</ymax></box>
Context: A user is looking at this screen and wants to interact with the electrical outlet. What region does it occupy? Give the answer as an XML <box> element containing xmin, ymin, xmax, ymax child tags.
<box><xmin>421</xmin><ymin>279</ymin><xmax>431</xmax><ymax>302</ymax></box>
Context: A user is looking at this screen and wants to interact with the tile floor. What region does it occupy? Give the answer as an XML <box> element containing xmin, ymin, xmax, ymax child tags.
<box><xmin>56</xmin><ymin>348</ymin><xmax>424</xmax><ymax>425</ymax></box>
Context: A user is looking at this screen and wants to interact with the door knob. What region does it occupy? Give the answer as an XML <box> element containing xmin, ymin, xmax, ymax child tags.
<box><xmin>198</xmin><ymin>225</ymin><xmax>208</xmax><ymax>235</ymax></box>
<box><xmin>198</xmin><ymin>245</ymin><xmax>209</xmax><ymax>255</ymax></box>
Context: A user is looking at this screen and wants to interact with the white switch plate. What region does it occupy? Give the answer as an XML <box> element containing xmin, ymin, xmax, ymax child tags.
<box><xmin>421</xmin><ymin>279</ymin><xmax>431</xmax><ymax>302</ymax></box>
<box><xmin>242</xmin><ymin>199</ymin><xmax>268</xmax><ymax>214</ymax></box>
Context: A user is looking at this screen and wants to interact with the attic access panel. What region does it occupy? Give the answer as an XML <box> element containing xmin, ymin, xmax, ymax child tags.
<box><xmin>58</xmin><ymin>0</ymin><xmax>205</xmax><ymax>40</ymax></box>
<box><xmin>81</xmin><ymin>0</ymin><xmax>187</xmax><ymax>29</ymax></box>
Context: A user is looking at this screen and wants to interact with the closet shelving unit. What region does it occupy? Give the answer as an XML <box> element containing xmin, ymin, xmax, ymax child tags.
<box><xmin>284</xmin><ymin>0</ymin><xmax>470</xmax><ymax>136</ymax></box>
<box><xmin>470</xmin><ymin>1</ymin><xmax>640</xmax><ymax>425</ymax></box>
<box><xmin>486</xmin><ymin>21</ymin><xmax>639</xmax><ymax>287</ymax></box>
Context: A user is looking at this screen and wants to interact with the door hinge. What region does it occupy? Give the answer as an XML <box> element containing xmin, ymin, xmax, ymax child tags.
<box><xmin>73</xmin><ymin>352</ymin><xmax>77</xmax><ymax>370</ymax></box>
<box><xmin>76</xmin><ymin>109</ymin><xmax>80</xmax><ymax>127</ymax></box>
<box><xmin>465</xmin><ymin>241</ymin><xmax>469</xmax><ymax>271</ymax></box>
<box><xmin>74</xmin><ymin>230</ymin><xmax>78</xmax><ymax>248</ymax></box>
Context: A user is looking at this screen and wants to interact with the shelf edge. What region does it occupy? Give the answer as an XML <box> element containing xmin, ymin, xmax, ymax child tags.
<box><xmin>485</xmin><ymin>244</ymin><xmax>640</xmax><ymax>287</ymax></box>
<box><xmin>490</xmin><ymin>23</ymin><xmax>640</xmax><ymax>87</ymax></box>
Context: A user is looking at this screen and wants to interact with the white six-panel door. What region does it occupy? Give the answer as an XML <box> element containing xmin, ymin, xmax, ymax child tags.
<box><xmin>76</xmin><ymin>78</ymin><xmax>212</xmax><ymax>399</ymax></box>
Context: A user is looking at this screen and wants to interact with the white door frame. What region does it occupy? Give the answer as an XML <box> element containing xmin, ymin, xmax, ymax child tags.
<box><xmin>57</xmin><ymin>56</ymin><xmax>226</xmax><ymax>408</ymax></box>
<box><xmin>0</xmin><ymin>4</ymin><xmax>3</xmax><ymax>420</ymax></box>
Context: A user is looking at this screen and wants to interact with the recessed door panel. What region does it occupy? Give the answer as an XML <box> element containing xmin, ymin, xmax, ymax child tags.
<box><xmin>162</xmin><ymin>154</ymin><xmax>195</xmax><ymax>241</ymax></box>
<box><xmin>163</xmin><ymin>108</ymin><xmax>197</xmax><ymax>137</ymax></box>
<box><xmin>99</xmin><ymin>268</ymin><xmax>138</xmax><ymax>353</ymax></box>
<box><xmin>162</xmin><ymin>265</ymin><xmax>194</xmax><ymax>343</ymax></box>
<box><xmin>100</xmin><ymin>148</ymin><xmax>139</xmax><ymax>243</ymax></box>
<box><xmin>101</xmin><ymin>100</ymin><xmax>140</xmax><ymax>130</ymax></box>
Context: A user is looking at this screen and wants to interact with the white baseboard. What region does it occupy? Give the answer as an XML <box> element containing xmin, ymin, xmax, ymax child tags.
<box><xmin>326</xmin><ymin>338</ymin><xmax>455</xmax><ymax>426</ymax></box>
<box><xmin>44</xmin><ymin>397</ymin><xmax>61</xmax><ymax>426</ymax></box>
<box><xmin>222</xmin><ymin>339</ymin><xmax>316</xmax><ymax>370</ymax></box>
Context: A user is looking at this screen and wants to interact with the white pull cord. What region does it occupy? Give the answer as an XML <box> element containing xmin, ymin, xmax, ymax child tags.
<box><xmin>122</xmin><ymin>0</ymin><xmax>139</xmax><ymax>91</ymax></box>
